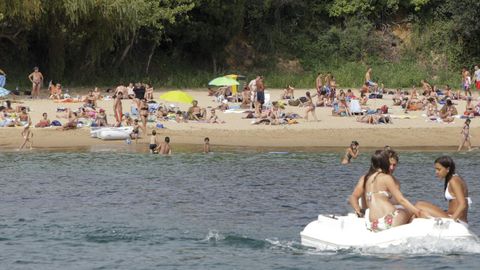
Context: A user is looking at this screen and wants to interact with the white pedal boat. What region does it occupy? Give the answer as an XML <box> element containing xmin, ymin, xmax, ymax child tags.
<box><xmin>301</xmin><ymin>213</ymin><xmax>478</xmax><ymax>249</ymax></box>
<box><xmin>90</xmin><ymin>127</ymin><xmax>133</xmax><ymax>138</ymax></box>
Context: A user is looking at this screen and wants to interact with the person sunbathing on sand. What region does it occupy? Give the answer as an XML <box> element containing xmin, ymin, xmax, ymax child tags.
<box><xmin>281</xmin><ymin>85</ymin><xmax>295</xmax><ymax>99</ymax></box>
<box><xmin>17</xmin><ymin>107</ymin><xmax>31</xmax><ymax>127</ymax></box>
<box><xmin>83</xmin><ymin>90</ymin><xmax>97</xmax><ymax>109</ymax></box>
<box><xmin>392</xmin><ymin>89</ymin><xmax>403</xmax><ymax>106</ymax></box>
<box><xmin>35</xmin><ymin>113</ymin><xmax>51</xmax><ymax>128</ymax></box>
<box><xmin>464</xmin><ymin>97</ymin><xmax>476</xmax><ymax>118</ymax></box>
<box><xmin>95</xmin><ymin>109</ymin><xmax>108</xmax><ymax>127</ymax></box>
<box><xmin>425</xmin><ymin>97</ymin><xmax>438</xmax><ymax>117</ymax></box>
<box><xmin>59</xmin><ymin>112</ymin><xmax>78</xmax><ymax>130</ymax></box>
<box><xmin>421</xmin><ymin>80</ymin><xmax>433</xmax><ymax>96</ymax></box>
<box><xmin>208</xmin><ymin>109</ymin><xmax>225</xmax><ymax>124</ymax></box>
<box><xmin>188</xmin><ymin>100</ymin><xmax>206</xmax><ymax>121</ymax></box>
<box><xmin>439</xmin><ymin>99</ymin><xmax>457</xmax><ymax>123</ymax></box>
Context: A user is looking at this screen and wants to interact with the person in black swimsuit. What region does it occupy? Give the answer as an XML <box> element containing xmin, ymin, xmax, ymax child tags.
<box><xmin>341</xmin><ymin>141</ymin><xmax>359</xmax><ymax>164</ymax></box>
<box><xmin>139</xmin><ymin>98</ymin><xmax>149</xmax><ymax>133</ymax></box>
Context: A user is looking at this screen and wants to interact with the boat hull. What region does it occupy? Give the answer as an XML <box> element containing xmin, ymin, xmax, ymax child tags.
<box><xmin>300</xmin><ymin>214</ymin><xmax>477</xmax><ymax>249</ymax></box>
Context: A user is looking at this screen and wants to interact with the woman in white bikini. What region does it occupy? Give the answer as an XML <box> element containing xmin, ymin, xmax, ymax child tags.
<box><xmin>416</xmin><ymin>156</ymin><xmax>471</xmax><ymax>223</ymax></box>
<box><xmin>362</xmin><ymin>150</ymin><xmax>422</xmax><ymax>232</ymax></box>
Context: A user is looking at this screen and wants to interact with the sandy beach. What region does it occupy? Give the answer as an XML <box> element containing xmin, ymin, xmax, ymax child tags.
<box><xmin>1</xmin><ymin>88</ymin><xmax>478</xmax><ymax>151</ymax></box>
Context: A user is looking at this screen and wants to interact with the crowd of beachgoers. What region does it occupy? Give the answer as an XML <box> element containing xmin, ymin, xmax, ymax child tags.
<box><xmin>0</xmin><ymin>66</ymin><xmax>479</xmax><ymax>152</ymax></box>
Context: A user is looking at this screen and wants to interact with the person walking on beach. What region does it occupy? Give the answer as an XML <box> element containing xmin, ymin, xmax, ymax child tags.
<box><xmin>304</xmin><ymin>91</ymin><xmax>318</xmax><ymax>122</ymax></box>
<box><xmin>203</xmin><ymin>137</ymin><xmax>211</xmax><ymax>153</ymax></box>
<box><xmin>458</xmin><ymin>118</ymin><xmax>472</xmax><ymax>152</ymax></box>
<box><xmin>157</xmin><ymin>136</ymin><xmax>172</xmax><ymax>155</ymax></box>
<box><xmin>19</xmin><ymin>125</ymin><xmax>33</xmax><ymax>150</ymax></box>
<box><xmin>113</xmin><ymin>91</ymin><xmax>123</xmax><ymax>127</ymax></box>
<box><xmin>28</xmin><ymin>67</ymin><xmax>44</xmax><ymax>99</ymax></box>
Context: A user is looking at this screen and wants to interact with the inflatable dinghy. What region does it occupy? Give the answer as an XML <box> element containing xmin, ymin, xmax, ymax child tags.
<box><xmin>90</xmin><ymin>127</ymin><xmax>133</xmax><ymax>138</ymax></box>
<box><xmin>97</xmin><ymin>130</ymin><xmax>131</xmax><ymax>140</ymax></box>
<box><xmin>301</xmin><ymin>214</ymin><xmax>478</xmax><ymax>249</ymax></box>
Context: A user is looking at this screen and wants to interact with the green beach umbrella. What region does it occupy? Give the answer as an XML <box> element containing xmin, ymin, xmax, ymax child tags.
<box><xmin>208</xmin><ymin>76</ymin><xmax>239</xmax><ymax>86</ymax></box>
<box><xmin>159</xmin><ymin>90</ymin><xmax>194</xmax><ymax>104</ymax></box>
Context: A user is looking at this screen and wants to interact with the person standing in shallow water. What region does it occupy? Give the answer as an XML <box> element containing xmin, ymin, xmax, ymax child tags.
<box><xmin>203</xmin><ymin>137</ymin><xmax>211</xmax><ymax>153</ymax></box>
<box><xmin>341</xmin><ymin>141</ymin><xmax>359</xmax><ymax>164</ymax></box>
<box><xmin>458</xmin><ymin>118</ymin><xmax>472</xmax><ymax>152</ymax></box>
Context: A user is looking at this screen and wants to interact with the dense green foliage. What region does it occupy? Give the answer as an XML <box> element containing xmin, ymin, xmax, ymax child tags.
<box><xmin>0</xmin><ymin>0</ymin><xmax>479</xmax><ymax>88</ymax></box>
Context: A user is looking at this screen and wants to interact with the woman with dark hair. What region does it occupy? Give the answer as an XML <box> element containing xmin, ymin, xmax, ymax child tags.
<box><xmin>416</xmin><ymin>156</ymin><xmax>471</xmax><ymax>223</ymax></box>
<box><xmin>341</xmin><ymin>141</ymin><xmax>359</xmax><ymax>164</ymax></box>
<box><xmin>363</xmin><ymin>150</ymin><xmax>421</xmax><ymax>232</ymax></box>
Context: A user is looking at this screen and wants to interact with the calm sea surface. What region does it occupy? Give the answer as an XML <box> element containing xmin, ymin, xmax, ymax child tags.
<box><xmin>1</xmin><ymin>149</ymin><xmax>479</xmax><ymax>269</ymax></box>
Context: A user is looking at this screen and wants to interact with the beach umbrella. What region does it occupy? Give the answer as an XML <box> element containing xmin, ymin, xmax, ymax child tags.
<box><xmin>0</xmin><ymin>87</ymin><xmax>10</xmax><ymax>97</ymax></box>
<box><xmin>208</xmin><ymin>76</ymin><xmax>239</xmax><ymax>86</ymax></box>
<box><xmin>159</xmin><ymin>90</ymin><xmax>194</xmax><ymax>104</ymax></box>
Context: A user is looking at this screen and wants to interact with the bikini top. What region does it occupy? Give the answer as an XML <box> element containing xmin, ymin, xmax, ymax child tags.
<box><xmin>445</xmin><ymin>182</ymin><xmax>472</xmax><ymax>206</ymax></box>
<box><xmin>365</xmin><ymin>172</ymin><xmax>392</xmax><ymax>201</ymax></box>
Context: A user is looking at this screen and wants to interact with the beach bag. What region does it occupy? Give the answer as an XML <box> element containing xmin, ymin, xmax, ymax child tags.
<box><xmin>288</xmin><ymin>99</ymin><xmax>300</xmax><ymax>106</ymax></box>
<box><xmin>51</xmin><ymin>120</ymin><xmax>62</xmax><ymax>126</ymax></box>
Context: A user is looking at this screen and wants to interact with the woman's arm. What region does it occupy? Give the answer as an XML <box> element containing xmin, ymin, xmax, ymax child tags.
<box><xmin>352</xmin><ymin>148</ymin><xmax>359</xmax><ymax>159</ymax></box>
<box><xmin>348</xmin><ymin>176</ymin><xmax>365</xmax><ymax>216</ymax></box>
<box><xmin>449</xmin><ymin>177</ymin><xmax>467</xmax><ymax>221</ymax></box>
<box><xmin>384</xmin><ymin>175</ymin><xmax>421</xmax><ymax>216</ymax></box>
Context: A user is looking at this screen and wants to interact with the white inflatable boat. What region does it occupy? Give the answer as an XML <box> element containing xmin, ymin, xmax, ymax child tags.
<box><xmin>301</xmin><ymin>214</ymin><xmax>478</xmax><ymax>249</ymax></box>
<box><xmin>90</xmin><ymin>127</ymin><xmax>133</xmax><ymax>138</ymax></box>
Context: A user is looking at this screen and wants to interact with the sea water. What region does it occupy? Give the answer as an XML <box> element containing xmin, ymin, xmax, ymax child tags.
<box><xmin>1</xmin><ymin>149</ymin><xmax>479</xmax><ymax>269</ymax></box>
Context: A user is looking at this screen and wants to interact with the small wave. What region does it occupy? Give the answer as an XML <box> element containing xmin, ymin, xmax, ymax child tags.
<box><xmin>201</xmin><ymin>230</ymin><xmax>269</xmax><ymax>249</ymax></box>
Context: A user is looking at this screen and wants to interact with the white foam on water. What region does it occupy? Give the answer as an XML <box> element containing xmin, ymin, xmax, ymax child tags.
<box><xmin>202</xmin><ymin>230</ymin><xmax>225</xmax><ymax>243</ymax></box>
<box><xmin>309</xmin><ymin>236</ymin><xmax>480</xmax><ymax>256</ymax></box>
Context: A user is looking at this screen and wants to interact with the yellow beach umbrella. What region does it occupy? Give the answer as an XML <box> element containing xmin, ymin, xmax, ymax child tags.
<box><xmin>159</xmin><ymin>90</ymin><xmax>194</xmax><ymax>104</ymax></box>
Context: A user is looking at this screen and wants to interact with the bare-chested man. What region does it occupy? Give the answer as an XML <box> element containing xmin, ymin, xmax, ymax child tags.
<box><xmin>188</xmin><ymin>100</ymin><xmax>206</xmax><ymax>121</ymax></box>
<box><xmin>113</xmin><ymin>91</ymin><xmax>123</xmax><ymax>127</ymax></box>
<box><xmin>28</xmin><ymin>67</ymin><xmax>44</xmax><ymax>99</ymax></box>
<box><xmin>157</xmin><ymin>136</ymin><xmax>172</xmax><ymax>155</ymax></box>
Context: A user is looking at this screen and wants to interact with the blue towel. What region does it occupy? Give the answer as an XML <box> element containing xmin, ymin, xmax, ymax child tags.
<box><xmin>0</xmin><ymin>75</ymin><xmax>5</xmax><ymax>87</ymax></box>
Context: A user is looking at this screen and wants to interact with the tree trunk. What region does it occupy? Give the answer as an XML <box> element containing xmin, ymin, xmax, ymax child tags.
<box><xmin>145</xmin><ymin>42</ymin><xmax>157</xmax><ymax>74</ymax></box>
<box><xmin>116</xmin><ymin>33</ymin><xmax>136</xmax><ymax>68</ymax></box>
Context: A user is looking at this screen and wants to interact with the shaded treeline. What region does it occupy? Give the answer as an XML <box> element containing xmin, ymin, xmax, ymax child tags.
<box><xmin>0</xmin><ymin>0</ymin><xmax>479</xmax><ymax>88</ymax></box>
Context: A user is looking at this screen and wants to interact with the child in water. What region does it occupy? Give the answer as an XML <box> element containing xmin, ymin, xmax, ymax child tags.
<box><xmin>203</xmin><ymin>137</ymin><xmax>210</xmax><ymax>153</ymax></box>
<box><xmin>149</xmin><ymin>129</ymin><xmax>158</xmax><ymax>154</ymax></box>
<box><xmin>19</xmin><ymin>125</ymin><xmax>33</xmax><ymax>150</ymax></box>
<box><xmin>458</xmin><ymin>118</ymin><xmax>472</xmax><ymax>151</ymax></box>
